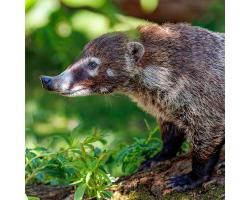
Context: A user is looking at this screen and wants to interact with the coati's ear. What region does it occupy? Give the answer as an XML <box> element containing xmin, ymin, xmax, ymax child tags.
<box><xmin>126</xmin><ymin>42</ymin><xmax>145</xmax><ymax>63</ymax></box>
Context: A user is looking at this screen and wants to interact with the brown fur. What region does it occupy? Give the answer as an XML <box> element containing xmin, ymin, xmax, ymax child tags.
<box><xmin>40</xmin><ymin>22</ymin><xmax>225</xmax><ymax>190</ymax></box>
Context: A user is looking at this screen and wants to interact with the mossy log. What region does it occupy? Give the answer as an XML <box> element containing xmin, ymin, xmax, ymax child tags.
<box><xmin>111</xmin><ymin>145</ymin><xmax>225</xmax><ymax>200</ymax></box>
<box><xmin>25</xmin><ymin>146</ymin><xmax>225</xmax><ymax>200</ymax></box>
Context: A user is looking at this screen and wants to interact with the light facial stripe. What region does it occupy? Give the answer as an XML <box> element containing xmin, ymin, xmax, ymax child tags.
<box><xmin>107</xmin><ymin>68</ymin><xmax>115</xmax><ymax>77</ymax></box>
<box><xmin>88</xmin><ymin>57</ymin><xmax>101</xmax><ymax>65</ymax></box>
<box><xmin>87</xmin><ymin>67</ymin><xmax>99</xmax><ymax>77</ymax></box>
<box><xmin>72</xmin><ymin>57</ymin><xmax>101</xmax><ymax>70</ymax></box>
<box><xmin>86</xmin><ymin>57</ymin><xmax>101</xmax><ymax>77</ymax></box>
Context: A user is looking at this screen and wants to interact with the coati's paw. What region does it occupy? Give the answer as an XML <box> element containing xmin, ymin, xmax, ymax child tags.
<box><xmin>164</xmin><ymin>173</ymin><xmax>207</xmax><ymax>192</ymax></box>
<box><xmin>217</xmin><ymin>160</ymin><xmax>225</xmax><ymax>175</ymax></box>
<box><xmin>138</xmin><ymin>150</ymin><xmax>172</xmax><ymax>171</ymax></box>
<box><xmin>138</xmin><ymin>158</ymin><xmax>158</xmax><ymax>171</ymax></box>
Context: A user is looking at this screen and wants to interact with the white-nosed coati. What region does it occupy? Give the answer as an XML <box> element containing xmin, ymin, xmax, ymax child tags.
<box><xmin>40</xmin><ymin>23</ymin><xmax>225</xmax><ymax>192</ymax></box>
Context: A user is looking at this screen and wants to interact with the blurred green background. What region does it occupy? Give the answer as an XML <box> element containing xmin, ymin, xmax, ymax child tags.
<box><xmin>25</xmin><ymin>0</ymin><xmax>224</xmax><ymax>176</ymax></box>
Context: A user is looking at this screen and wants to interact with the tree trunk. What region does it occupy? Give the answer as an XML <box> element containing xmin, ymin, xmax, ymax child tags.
<box><xmin>114</xmin><ymin>0</ymin><xmax>217</xmax><ymax>23</ymax></box>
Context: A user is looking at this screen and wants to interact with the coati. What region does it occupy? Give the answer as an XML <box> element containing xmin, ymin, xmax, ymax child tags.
<box><xmin>40</xmin><ymin>23</ymin><xmax>225</xmax><ymax>192</ymax></box>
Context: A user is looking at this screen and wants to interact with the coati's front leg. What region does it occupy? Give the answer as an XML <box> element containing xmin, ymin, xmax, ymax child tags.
<box><xmin>165</xmin><ymin>139</ymin><xmax>225</xmax><ymax>192</ymax></box>
<box><xmin>138</xmin><ymin>120</ymin><xmax>185</xmax><ymax>171</ymax></box>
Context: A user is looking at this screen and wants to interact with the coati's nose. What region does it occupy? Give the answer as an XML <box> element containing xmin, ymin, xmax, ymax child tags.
<box><xmin>40</xmin><ymin>75</ymin><xmax>53</xmax><ymax>90</ymax></box>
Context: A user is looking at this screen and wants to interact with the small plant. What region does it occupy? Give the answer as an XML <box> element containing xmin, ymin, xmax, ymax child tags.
<box><xmin>116</xmin><ymin>120</ymin><xmax>162</xmax><ymax>174</ymax></box>
<box><xmin>25</xmin><ymin>122</ymin><xmax>118</xmax><ymax>200</ymax></box>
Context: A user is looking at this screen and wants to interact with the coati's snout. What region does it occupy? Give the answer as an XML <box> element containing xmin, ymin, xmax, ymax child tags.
<box><xmin>40</xmin><ymin>69</ymin><xmax>92</xmax><ymax>97</ymax></box>
<box><xmin>40</xmin><ymin>32</ymin><xmax>145</xmax><ymax>97</ymax></box>
<box><xmin>40</xmin><ymin>75</ymin><xmax>53</xmax><ymax>91</ymax></box>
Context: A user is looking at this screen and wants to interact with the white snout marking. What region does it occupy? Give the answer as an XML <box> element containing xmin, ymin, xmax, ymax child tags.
<box><xmin>71</xmin><ymin>85</ymin><xmax>84</xmax><ymax>92</ymax></box>
<box><xmin>60</xmin><ymin>71</ymin><xmax>73</xmax><ymax>91</ymax></box>
<box><xmin>62</xmin><ymin>88</ymin><xmax>92</xmax><ymax>97</ymax></box>
<box><xmin>107</xmin><ymin>68</ymin><xmax>115</xmax><ymax>77</ymax></box>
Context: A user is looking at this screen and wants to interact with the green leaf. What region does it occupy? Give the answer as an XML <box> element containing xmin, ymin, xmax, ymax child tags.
<box><xmin>31</xmin><ymin>147</ymin><xmax>48</xmax><ymax>152</ymax></box>
<box><xmin>94</xmin><ymin>147</ymin><xmax>102</xmax><ymax>157</ymax></box>
<box><xmin>50</xmin><ymin>179</ymin><xmax>69</xmax><ymax>186</ymax></box>
<box><xmin>84</xmin><ymin>144</ymin><xmax>94</xmax><ymax>149</ymax></box>
<box><xmin>63</xmin><ymin>161</ymin><xmax>86</xmax><ymax>168</ymax></box>
<box><xmin>98</xmin><ymin>170</ymin><xmax>111</xmax><ymax>185</ymax></box>
<box><xmin>52</xmin><ymin>155</ymin><xmax>67</xmax><ymax>166</ymax></box>
<box><xmin>119</xmin><ymin>144</ymin><xmax>126</xmax><ymax>149</ymax></box>
<box><xmin>133</xmin><ymin>137</ymin><xmax>140</xmax><ymax>143</ymax></box>
<box><xmin>37</xmin><ymin>166</ymin><xmax>66</xmax><ymax>179</ymax></box>
<box><xmin>98</xmin><ymin>165</ymin><xmax>107</xmax><ymax>174</ymax></box>
<box><xmin>70</xmin><ymin>178</ymin><xmax>83</xmax><ymax>185</ymax></box>
<box><xmin>86</xmin><ymin>159</ymin><xmax>93</xmax><ymax>169</ymax></box>
<box><xmin>99</xmin><ymin>138</ymin><xmax>107</xmax><ymax>145</ymax></box>
<box><xmin>69</xmin><ymin>121</ymin><xmax>84</xmax><ymax>147</ymax></box>
<box><xmin>134</xmin><ymin>137</ymin><xmax>146</xmax><ymax>144</ymax></box>
<box><xmin>116</xmin><ymin>146</ymin><xmax>134</xmax><ymax>164</ymax></box>
<box><xmin>25</xmin><ymin>148</ymin><xmax>31</xmax><ymax>156</ymax></box>
<box><xmin>97</xmin><ymin>190</ymin><xmax>101</xmax><ymax>199</ymax></box>
<box><xmin>90</xmin><ymin>159</ymin><xmax>97</xmax><ymax>169</ymax></box>
<box><xmin>27</xmin><ymin>196</ymin><xmax>40</xmax><ymax>200</ymax></box>
<box><xmin>80</xmin><ymin>144</ymin><xmax>87</xmax><ymax>162</ymax></box>
<box><xmin>70</xmin><ymin>150</ymin><xmax>83</xmax><ymax>155</ymax></box>
<box><xmin>86</xmin><ymin>171</ymin><xmax>92</xmax><ymax>186</ymax></box>
<box><xmin>122</xmin><ymin>162</ymin><xmax>130</xmax><ymax>173</ymax></box>
<box><xmin>35</xmin><ymin>173</ymin><xmax>45</xmax><ymax>183</ymax></box>
<box><xmin>48</xmin><ymin>135</ymin><xmax>70</xmax><ymax>147</ymax></box>
<box><xmin>25</xmin><ymin>194</ymin><xmax>28</xmax><ymax>200</ymax></box>
<box><xmin>74</xmin><ymin>182</ymin><xmax>87</xmax><ymax>200</ymax></box>
<box><xmin>128</xmin><ymin>164</ymin><xmax>139</xmax><ymax>174</ymax></box>
<box><xmin>102</xmin><ymin>190</ymin><xmax>113</xmax><ymax>198</ymax></box>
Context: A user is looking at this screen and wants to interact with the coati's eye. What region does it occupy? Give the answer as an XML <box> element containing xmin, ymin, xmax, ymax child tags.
<box><xmin>88</xmin><ymin>62</ymin><xmax>97</xmax><ymax>69</ymax></box>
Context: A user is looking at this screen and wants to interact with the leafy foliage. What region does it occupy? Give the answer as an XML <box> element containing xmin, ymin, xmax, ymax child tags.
<box><xmin>116</xmin><ymin>120</ymin><xmax>162</xmax><ymax>174</ymax></box>
<box><xmin>25</xmin><ymin>122</ymin><xmax>118</xmax><ymax>200</ymax></box>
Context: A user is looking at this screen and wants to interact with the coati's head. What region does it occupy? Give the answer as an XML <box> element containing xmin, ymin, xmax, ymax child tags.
<box><xmin>40</xmin><ymin>31</ymin><xmax>145</xmax><ymax>97</ymax></box>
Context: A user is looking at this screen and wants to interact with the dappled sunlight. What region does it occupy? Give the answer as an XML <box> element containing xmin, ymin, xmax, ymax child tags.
<box><xmin>61</xmin><ymin>0</ymin><xmax>105</xmax><ymax>8</ymax></box>
<box><xmin>70</xmin><ymin>10</ymin><xmax>110</xmax><ymax>40</ymax></box>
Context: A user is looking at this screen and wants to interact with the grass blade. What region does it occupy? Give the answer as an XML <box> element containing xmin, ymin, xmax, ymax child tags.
<box><xmin>74</xmin><ymin>182</ymin><xmax>87</xmax><ymax>200</ymax></box>
<box><xmin>98</xmin><ymin>170</ymin><xmax>112</xmax><ymax>185</ymax></box>
<box><xmin>69</xmin><ymin>121</ymin><xmax>84</xmax><ymax>147</ymax></box>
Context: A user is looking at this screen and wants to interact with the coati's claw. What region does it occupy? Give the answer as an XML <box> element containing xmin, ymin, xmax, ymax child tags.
<box><xmin>164</xmin><ymin>180</ymin><xmax>171</xmax><ymax>185</ymax></box>
<box><xmin>165</xmin><ymin>184</ymin><xmax>175</xmax><ymax>189</ymax></box>
<box><xmin>217</xmin><ymin>160</ymin><xmax>225</xmax><ymax>175</ymax></box>
<box><xmin>138</xmin><ymin>159</ymin><xmax>157</xmax><ymax>171</ymax></box>
<box><xmin>165</xmin><ymin>173</ymin><xmax>205</xmax><ymax>192</ymax></box>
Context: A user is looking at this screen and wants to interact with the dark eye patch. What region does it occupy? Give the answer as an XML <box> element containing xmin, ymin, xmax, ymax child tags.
<box><xmin>88</xmin><ymin>62</ymin><xmax>97</xmax><ymax>69</ymax></box>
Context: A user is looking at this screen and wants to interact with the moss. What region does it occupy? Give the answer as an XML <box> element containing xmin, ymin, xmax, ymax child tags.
<box><xmin>113</xmin><ymin>186</ymin><xmax>157</xmax><ymax>200</ymax></box>
<box><xmin>113</xmin><ymin>182</ymin><xmax>224</xmax><ymax>200</ymax></box>
<box><xmin>152</xmin><ymin>165</ymin><xmax>166</xmax><ymax>173</ymax></box>
<box><xmin>163</xmin><ymin>183</ymin><xmax>225</xmax><ymax>200</ymax></box>
<box><xmin>200</xmin><ymin>183</ymin><xmax>225</xmax><ymax>200</ymax></box>
<box><xmin>127</xmin><ymin>190</ymin><xmax>156</xmax><ymax>200</ymax></box>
